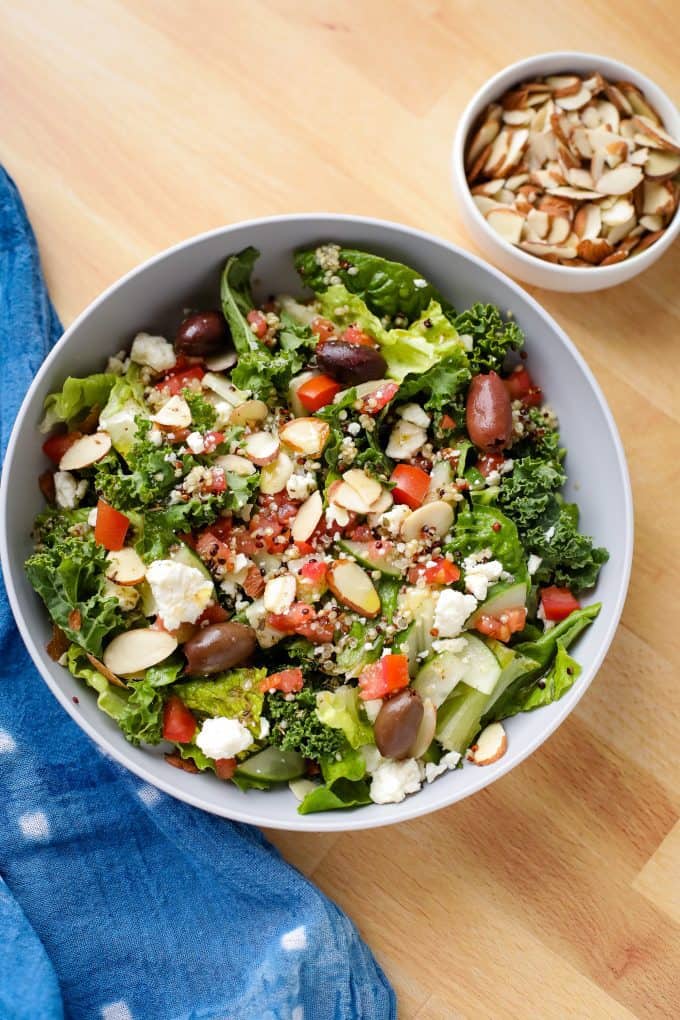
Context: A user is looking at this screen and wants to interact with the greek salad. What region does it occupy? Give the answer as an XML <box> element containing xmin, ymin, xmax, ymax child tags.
<box><xmin>29</xmin><ymin>243</ymin><xmax>608</xmax><ymax>813</ymax></box>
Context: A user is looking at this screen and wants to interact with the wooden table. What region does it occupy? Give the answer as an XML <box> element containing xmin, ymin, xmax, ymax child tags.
<box><xmin>3</xmin><ymin>2</ymin><xmax>679</xmax><ymax>1016</ymax></box>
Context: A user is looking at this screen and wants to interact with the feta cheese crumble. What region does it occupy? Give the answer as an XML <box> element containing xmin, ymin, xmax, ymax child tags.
<box><xmin>424</xmin><ymin>751</ymin><xmax>461</xmax><ymax>783</ymax></box>
<box><xmin>286</xmin><ymin>471</ymin><xmax>317</xmax><ymax>501</ymax></box>
<box><xmin>54</xmin><ymin>471</ymin><xmax>87</xmax><ymax>509</ymax></box>
<box><xmin>370</xmin><ymin>758</ymin><xmax>422</xmax><ymax>804</ymax></box>
<box><xmin>196</xmin><ymin>717</ymin><xmax>253</xmax><ymax>759</ymax></box>
<box><xmin>129</xmin><ymin>332</ymin><xmax>176</xmax><ymax>373</ymax></box>
<box><xmin>463</xmin><ymin>557</ymin><xmax>503</xmax><ymax>601</ymax></box>
<box><xmin>527</xmin><ymin>553</ymin><xmax>543</xmax><ymax>576</ymax></box>
<box><xmin>433</xmin><ymin>590</ymin><xmax>477</xmax><ymax>638</ymax></box>
<box><xmin>186</xmin><ymin>431</ymin><xmax>205</xmax><ymax>455</ymax></box>
<box><xmin>146</xmin><ymin>559</ymin><xmax>213</xmax><ymax>631</ymax></box>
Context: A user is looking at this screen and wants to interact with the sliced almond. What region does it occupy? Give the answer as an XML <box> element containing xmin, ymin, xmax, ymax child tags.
<box><xmin>385</xmin><ymin>420</ymin><xmax>427</xmax><ymax>460</ymax></box>
<box><xmin>400</xmin><ymin>500</ymin><xmax>454</xmax><ymax>542</ymax></box>
<box><xmin>633</xmin><ymin>229</ymin><xmax>666</xmax><ymax>253</ymax></box>
<box><xmin>342</xmin><ymin>469</ymin><xmax>383</xmax><ymax>507</ymax></box>
<box><xmin>642</xmin><ymin>180</ymin><xmax>676</xmax><ymax>216</ymax></box>
<box><xmin>576</xmin><ymin>237</ymin><xmax>614</xmax><ymax>264</ymax></box>
<box><xmin>632</xmin><ymin>115</ymin><xmax>680</xmax><ymax>154</ymax></box>
<box><xmin>566</xmin><ymin>167</ymin><xmax>594</xmax><ymax>190</ymax></box>
<box><xmin>204</xmin><ymin>349</ymin><xmax>237</xmax><ymax>372</ymax></box>
<box><xmin>547</xmin><ymin>185</ymin><xmax>604</xmax><ymax>201</ymax></box>
<box><xmin>242</xmin><ymin>431</ymin><xmax>280</xmax><ymax>466</ymax></box>
<box><xmin>555</xmin><ymin>86</ymin><xmax>591</xmax><ymax>111</ymax></box>
<box><xmin>547</xmin><ymin>215</ymin><xmax>571</xmax><ymax>245</ymax></box>
<box><xmin>85</xmin><ymin>652</ymin><xmax>127</xmax><ymax>689</ymax></box>
<box><xmin>407</xmin><ymin>698</ymin><xmax>437</xmax><ymax>759</ymax></box>
<box><xmin>467</xmin><ymin>141</ymin><xmax>494</xmax><ymax>183</ymax></box>
<box><xmin>573</xmin><ymin>203</ymin><xmax>602</xmax><ymax>239</ymax></box>
<box><xmin>368</xmin><ymin>488</ymin><xmax>393</xmax><ymax>515</ymax></box>
<box><xmin>291</xmin><ymin>490</ymin><xmax>323</xmax><ymax>543</ymax></box>
<box><xmin>279</xmin><ymin>418</ymin><xmax>329</xmax><ymax>457</ymax></box>
<box><xmin>595</xmin><ymin>164</ymin><xmax>644</xmax><ymax>195</ymax></box>
<box><xmin>618</xmin><ymin>83</ymin><xmax>662</xmax><ymax>125</ymax></box>
<box><xmin>151</xmin><ymin>395</ymin><xmax>192</xmax><ymax>430</ymax></box>
<box><xmin>59</xmin><ymin>431</ymin><xmax>112</xmax><ymax>470</ymax></box>
<box><xmin>571</xmin><ymin>126</ymin><xmax>593</xmax><ymax>160</ymax></box>
<box><xmin>537</xmin><ymin>195</ymin><xmax>575</xmax><ymax>219</ymax></box>
<box><xmin>525</xmin><ymin>207</ymin><xmax>550</xmax><ymax>239</ymax></box>
<box><xmin>105</xmin><ymin>548</ymin><xmax>146</xmax><ymax>586</ymax></box>
<box><xmin>259</xmin><ymin>451</ymin><xmax>294</xmax><ymax>494</ymax></box>
<box><xmin>471</xmin><ymin>178</ymin><xmax>506</xmax><ymax>196</ymax></box>
<box><xmin>485</xmin><ymin>207</ymin><xmax>524</xmax><ymax>245</ymax></box>
<box><xmin>505</xmin><ymin>172</ymin><xmax>529</xmax><ymax>191</ymax></box>
<box><xmin>644</xmin><ymin>148</ymin><xmax>680</xmax><ymax>181</ymax></box>
<box><xmin>214</xmin><ymin>453</ymin><xmax>256</xmax><ymax>476</ymax></box>
<box><xmin>545</xmin><ymin>74</ymin><xmax>581</xmax><ymax>97</ymax></box>
<box><xmin>263</xmin><ymin>574</ymin><xmax>296</xmax><ymax>615</ymax></box>
<box><xmin>327</xmin><ymin>560</ymin><xmax>380</xmax><ymax>618</ymax></box>
<box><xmin>582</xmin><ymin>72</ymin><xmax>606</xmax><ymax>96</ymax></box>
<box><xmin>103</xmin><ymin>628</ymin><xmax>177</xmax><ymax>676</ymax></box>
<box><xmin>288</xmin><ymin>372</ymin><xmax>319</xmax><ymax>418</ymax></box>
<box><xmin>604</xmin><ymin>83</ymin><xmax>633</xmax><ymax>116</ymax></box>
<box><xmin>470</xmin><ymin>722</ymin><xmax>507</xmax><ymax>765</ymax></box>
<box><xmin>328</xmin><ymin>480</ymin><xmax>373</xmax><ymax>515</ymax></box>
<box><xmin>619</xmin><ymin>118</ymin><xmax>635</xmax><ymax>141</ymax></box>
<box><xmin>502</xmin><ymin>109</ymin><xmax>532</xmax><ymax>126</ymax></box>
<box><xmin>639</xmin><ymin>213</ymin><xmax>663</xmax><ymax>232</ymax></box>
<box><xmin>465</xmin><ymin>106</ymin><xmax>502</xmax><ymax>170</ymax></box>
<box><xmin>605</xmin><ymin>215</ymin><xmax>637</xmax><ymax>246</ymax></box>
<box><xmin>601</xmin><ymin>198</ymin><xmax>635</xmax><ymax>227</ymax></box>
<box><xmin>496</xmin><ymin>128</ymin><xmax>529</xmax><ymax>176</ymax></box>
<box><xmin>229</xmin><ymin>399</ymin><xmax>269</xmax><ymax>426</ymax></box>
<box><xmin>593</xmin><ymin>100</ymin><xmax>620</xmax><ymax>133</ymax></box>
<box><xmin>525</xmin><ymin>91</ymin><xmax>550</xmax><ymax>107</ymax></box>
<box><xmin>472</xmin><ymin>195</ymin><xmax>502</xmax><ymax>217</ymax></box>
<box><xmin>483</xmin><ymin>128</ymin><xmax>511</xmax><ymax>176</ymax></box>
<box><xmin>520</xmin><ymin>240</ymin><xmax>578</xmax><ymax>260</ymax></box>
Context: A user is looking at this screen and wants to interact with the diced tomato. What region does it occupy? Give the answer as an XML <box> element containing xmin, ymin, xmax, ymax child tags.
<box><xmin>246</xmin><ymin>309</ymin><xmax>268</xmax><ymax>339</ymax></box>
<box><xmin>195</xmin><ymin>531</ymin><xmax>233</xmax><ymax>571</ymax></box>
<box><xmin>424</xmin><ymin>558</ymin><xmax>461</xmax><ymax>585</ymax></box>
<box><xmin>359</xmin><ymin>381</ymin><xmax>399</xmax><ymax>414</ymax></box>
<box><xmin>294</xmin><ymin>540</ymin><xmax>316</xmax><ymax>556</ymax></box>
<box><xmin>342</xmin><ymin>325</ymin><xmax>376</xmax><ymax>348</ymax></box>
<box><xmin>214</xmin><ymin>757</ymin><xmax>237</xmax><ymax>780</ymax></box>
<box><xmin>42</xmin><ymin>431</ymin><xmax>82</xmax><ymax>464</ymax></box>
<box><xmin>208</xmin><ymin>467</ymin><xmax>227</xmax><ymax>493</ymax></box>
<box><xmin>540</xmin><ymin>586</ymin><xmax>580</xmax><ymax>622</ymax></box>
<box><xmin>267</xmin><ymin>602</ymin><xmax>335</xmax><ymax>644</ymax></box>
<box><xmin>162</xmin><ymin>696</ymin><xmax>197</xmax><ymax>743</ymax></box>
<box><xmin>477</xmin><ymin>452</ymin><xmax>505</xmax><ymax>478</ymax></box>
<box><xmin>440</xmin><ymin>414</ymin><xmax>456</xmax><ymax>431</ymax></box>
<box><xmin>299</xmin><ymin>559</ymin><xmax>328</xmax><ymax>585</ymax></box>
<box><xmin>196</xmin><ymin>603</ymin><xmax>229</xmax><ymax>626</ymax></box>
<box><xmin>166</xmin><ymin>428</ymin><xmax>191</xmax><ymax>444</ymax></box>
<box><xmin>202</xmin><ymin>430</ymin><xmax>224</xmax><ymax>453</ymax></box>
<box><xmin>249</xmin><ymin>508</ymin><xmax>291</xmax><ymax>554</ymax></box>
<box><xmin>260</xmin><ymin>668</ymin><xmax>304</xmax><ymax>693</ymax></box>
<box><xmin>311</xmin><ymin>317</ymin><xmax>336</xmax><ymax>343</ymax></box>
<box><xmin>296</xmin><ymin>374</ymin><xmax>342</xmax><ymax>412</ymax></box>
<box><xmin>358</xmin><ymin>654</ymin><xmax>410</xmax><ymax>700</ymax></box>
<box><xmin>94</xmin><ymin>499</ymin><xmax>129</xmax><ymax>551</ymax></box>
<box><xmin>344</xmin><ymin>523</ymin><xmax>374</xmax><ymax>542</ymax></box>
<box><xmin>156</xmin><ymin>365</ymin><xmax>205</xmax><ymax>396</ymax></box>
<box><xmin>504</xmin><ymin>365</ymin><xmax>542</xmax><ymax>407</ymax></box>
<box><xmin>390</xmin><ymin>464</ymin><xmax>430</xmax><ymax>509</ymax></box>
<box><xmin>206</xmin><ymin>517</ymin><xmax>233</xmax><ymax>543</ymax></box>
<box><xmin>474</xmin><ymin>607</ymin><xmax>527</xmax><ymax>643</ymax></box>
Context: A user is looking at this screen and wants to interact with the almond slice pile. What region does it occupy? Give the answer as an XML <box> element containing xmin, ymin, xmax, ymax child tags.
<box><xmin>465</xmin><ymin>72</ymin><xmax>679</xmax><ymax>266</ymax></box>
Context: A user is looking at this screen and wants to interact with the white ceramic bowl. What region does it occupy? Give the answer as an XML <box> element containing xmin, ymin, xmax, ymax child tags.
<box><xmin>452</xmin><ymin>51</ymin><xmax>680</xmax><ymax>292</ymax></box>
<box><xmin>0</xmin><ymin>215</ymin><xmax>633</xmax><ymax>830</ymax></box>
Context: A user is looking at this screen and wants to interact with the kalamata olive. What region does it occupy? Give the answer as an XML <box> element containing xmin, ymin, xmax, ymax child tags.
<box><xmin>465</xmin><ymin>371</ymin><xmax>513</xmax><ymax>452</ymax></box>
<box><xmin>374</xmin><ymin>688</ymin><xmax>424</xmax><ymax>760</ymax></box>
<box><xmin>316</xmin><ymin>341</ymin><xmax>387</xmax><ymax>385</ymax></box>
<box><xmin>175</xmin><ymin>310</ymin><xmax>230</xmax><ymax>356</ymax></box>
<box><xmin>183</xmin><ymin>621</ymin><xmax>256</xmax><ymax>675</ymax></box>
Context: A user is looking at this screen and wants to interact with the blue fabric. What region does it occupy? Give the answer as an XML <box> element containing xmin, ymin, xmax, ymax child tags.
<box><xmin>0</xmin><ymin>168</ymin><xmax>396</xmax><ymax>1020</ymax></box>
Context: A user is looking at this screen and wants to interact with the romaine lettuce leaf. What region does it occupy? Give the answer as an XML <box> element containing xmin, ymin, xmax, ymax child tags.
<box><xmin>220</xmin><ymin>247</ymin><xmax>261</xmax><ymax>354</ymax></box>
<box><xmin>316</xmin><ymin>685</ymin><xmax>375</xmax><ymax>748</ymax></box>
<box><xmin>396</xmin><ymin>351</ymin><xmax>470</xmax><ymax>413</ymax></box>
<box><xmin>446</xmin><ymin>504</ymin><xmax>528</xmax><ymax>583</ymax></box>
<box><xmin>295</xmin><ymin>245</ymin><xmax>451</xmax><ymax>322</ymax></box>
<box><xmin>99</xmin><ymin>364</ymin><xmax>147</xmax><ymax>458</ymax></box>
<box><xmin>40</xmin><ymin>373</ymin><xmax>116</xmax><ymax>433</ymax></box>
<box><xmin>297</xmin><ymin>743</ymin><xmax>371</xmax><ymax>814</ymax></box>
<box><xmin>174</xmin><ymin>668</ymin><xmax>266</xmax><ymax>737</ymax></box>
<box><xmin>453</xmin><ymin>303</ymin><xmax>524</xmax><ymax>374</ymax></box>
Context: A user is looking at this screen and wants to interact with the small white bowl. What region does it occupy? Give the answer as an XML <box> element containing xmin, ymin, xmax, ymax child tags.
<box><xmin>452</xmin><ymin>51</ymin><xmax>680</xmax><ymax>292</ymax></box>
<box><xmin>0</xmin><ymin>215</ymin><xmax>633</xmax><ymax>830</ymax></box>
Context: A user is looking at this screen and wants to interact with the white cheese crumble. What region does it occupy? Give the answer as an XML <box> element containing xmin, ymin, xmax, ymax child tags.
<box><xmin>129</xmin><ymin>332</ymin><xmax>176</xmax><ymax>373</ymax></box>
<box><xmin>196</xmin><ymin>717</ymin><xmax>253</xmax><ymax>759</ymax></box>
<box><xmin>87</xmin><ymin>506</ymin><xmax>98</xmax><ymax>528</ymax></box>
<box><xmin>259</xmin><ymin>716</ymin><xmax>270</xmax><ymax>740</ymax></box>
<box><xmin>370</xmin><ymin>758</ymin><xmax>422</xmax><ymax>804</ymax></box>
<box><xmin>286</xmin><ymin>471</ymin><xmax>317</xmax><ymax>501</ymax></box>
<box><xmin>54</xmin><ymin>471</ymin><xmax>87</xmax><ymax>509</ymax></box>
<box><xmin>347</xmin><ymin>421</ymin><xmax>361</xmax><ymax>436</ymax></box>
<box><xmin>146</xmin><ymin>559</ymin><xmax>213</xmax><ymax>631</ymax></box>
<box><xmin>424</xmin><ymin>751</ymin><xmax>461</xmax><ymax>783</ymax></box>
<box><xmin>325</xmin><ymin>504</ymin><xmax>350</xmax><ymax>529</ymax></box>
<box><xmin>433</xmin><ymin>589</ymin><xmax>477</xmax><ymax>638</ymax></box>
<box><xmin>544</xmin><ymin>525</ymin><xmax>556</xmax><ymax>542</ymax></box>
<box><xmin>397</xmin><ymin>403</ymin><xmax>431</xmax><ymax>428</ymax></box>
<box><xmin>379</xmin><ymin>505</ymin><xmax>411</xmax><ymax>537</ymax></box>
<box><xmin>463</xmin><ymin>557</ymin><xmax>503</xmax><ymax>601</ymax></box>
<box><xmin>527</xmin><ymin>554</ymin><xmax>543</xmax><ymax>576</ymax></box>
<box><xmin>413</xmin><ymin>278</ymin><xmax>428</xmax><ymax>289</ymax></box>
<box><xmin>186</xmin><ymin>431</ymin><xmax>205</xmax><ymax>455</ymax></box>
<box><xmin>485</xmin><ymin>470</ymin><xmax>501</xmax><ymax>487</ymax></box>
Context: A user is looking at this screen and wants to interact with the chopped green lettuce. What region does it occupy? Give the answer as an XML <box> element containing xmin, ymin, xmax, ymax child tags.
<box><xmin>316</xmin><ymin>685</ymin><xmax>375</xmax><ymax>749</ymax></box>
<box><xmin>267</xmin><ymin>688</ymin><xmax>344</xmax><ymax>760</ymax></box>
<box><xmin>396</xmin><ymin>351</ymin><xmax>470</xmax><ymax>413</ymax></box>
<box><xmin>453</xmin><ymin>303</ymin><xmax>524</xmax><ymax>374</ymax></box>
<box><xmin>99</xmin><ymin>364</ymin><xmax>147</xmax><ymax>458</ymax></box>
<box><xmin>295</xmin><ymin>245</ymin><xmax>451</xmax><ymax>322</ymax></box>
<box><xmin>182</xmin><ymin>389</ymin><xmax>217</xmax><ymax>430</ymax></box>
<box><xmin>446</xmin><ymin>504</ymin><xmax>528</xmax><ymax>583</ymax></box>
<box><xmin>174</xmin><ymin>668</ymin><xmax>266</xmax><ymax>738</ymax></box>
<box><xmin>297</xmin><ymin>743</ymin><xmax>371</xmax><ymax>814</ymax></box>
<box><xmin>220</xmin><ymin>247</ymin><xmax>261</xmax><ymax>354</ymax></box>
<box><xmin>40</xmin><ymin>373</ymin><xmax>117</xmax><ymax>433</ymax></box>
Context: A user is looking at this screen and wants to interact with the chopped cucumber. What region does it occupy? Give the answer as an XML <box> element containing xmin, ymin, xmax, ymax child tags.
<box><xmin>235</xmin><ymin>747</ymin><xmax>306</xmax><ymax>783</ymax></box>
<box><xmin>457</xmin><ymin>633</ymin><xmax>502</xmax><ymax>695</ymax></box>
<box><xmin>414</xmin><ymin>651</ymin><xmax>466</xmax><ymax>707</ymax></box>
<box><xmin>398</xmin><ymin>588</ymin><xmax>439</xmax><ymax>676</ymax></box>
<box><xmin>435</xmin><ymin>683</ymin><xmax>489</xmax><ymax>755</ymax></box>
<box><xmin>466</xmin><ymin>580</ymin><xmax>526</xmax><ymax>628</ymax></box>
<box><xmin>171</xmin><ymin>541</ymin><xmax>214</xmax><ymax>585</ymax></box>
<box><xmin>337</xmin><ymin>539</ymin><xmax>401</xmax><ymax>578</ymax></box>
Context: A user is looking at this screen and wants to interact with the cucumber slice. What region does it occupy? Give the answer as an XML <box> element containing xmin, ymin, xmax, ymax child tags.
<box><xmin>398</xmin><ymin>588</ymin><xmax>439</xmax><ymax>676</ymax></box>
<box><xmin>466</xmin><ymin>580</ymin><xmax>526</xmax><ymax>627</ymax></box>
<box><xmin>456</xmin><ymin>634</ymin><xmax>501</xmax><ymax>695</ymax></box>
<box><xmin>171</xmin><ymin>541</ymin><xmax>213</xmax><ymax>585</ymax></box>
<box><xmin>414</xmin><ymin>651</ymin><xmax>466</xmax><ymax>707</ymax></box>
<box><xmin>435</xmin><ymin>683</ymin><xmax>489</xmax><ymax>755</ymax></box>
<box><xmin>235</xmin><ymin>747</ymin><xmax>306</xmax><ymax>783</ymax></box>
<box><xmin>337</xmin><ymin>539</ymin><xmax>401</xmax><ymax>578</ymax></box>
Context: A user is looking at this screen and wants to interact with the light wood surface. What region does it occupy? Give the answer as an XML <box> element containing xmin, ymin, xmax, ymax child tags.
<box><xmin>3</xmin><ymin>2</ymin><xmax>679</xmax><ymax>1017</ymax></box>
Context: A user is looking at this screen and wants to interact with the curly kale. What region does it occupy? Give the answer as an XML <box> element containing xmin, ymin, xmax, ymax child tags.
<box><xmin>182</xmin><ymin>389</ymin><xmax>217</xmax><ymax>430</ymax></box>
<box><xmin>454</xmin><ymin>303</ymin><xmax>524</xmax><ymax>374</ymax></box>
<box><xmin>267</xmin><ymin>688</ymin><xmax>344</xmax><ymax>761</ymax></box>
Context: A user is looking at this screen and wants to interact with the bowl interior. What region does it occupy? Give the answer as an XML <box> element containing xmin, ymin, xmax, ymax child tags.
<box><xmin>0</xmin><ymin>215</ymin><xmax>633</xmax><ymax>830</ymax></box>
<box><xmin>453</xmin><ymin>50</ymin><xmax>680</xmax><ymax>283</ymax></box>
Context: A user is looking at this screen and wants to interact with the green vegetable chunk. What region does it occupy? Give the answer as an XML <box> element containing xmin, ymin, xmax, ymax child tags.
<box><xmin>453</xmin><ymin>303</ymin><xmax>524</xmax><ymax>374</ymax></box>
<box><xmin>40</xmin><ymin>373</ymin><xmax>117</xmax><ymax>433</ymax></box>
<box><xmin>267</xmin><ymin>688</ymin><xmax>344</xmax><ymax>760</ymax></box>
<box><xmin>315</xmin><ymin>685</ymin><xmax>375</xmax><ymax>749</ymax></box>
<box><xmin>174</xmin><ymin>668</ymin><xmax>266</xmax><ymax>738</ymax></box>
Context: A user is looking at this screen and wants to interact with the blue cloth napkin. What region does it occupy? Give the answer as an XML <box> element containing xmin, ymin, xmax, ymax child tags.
<box><xmin>0</xmin><ymin>168</ymin><xmax>396</xmax><ymax>1020</ymax></box>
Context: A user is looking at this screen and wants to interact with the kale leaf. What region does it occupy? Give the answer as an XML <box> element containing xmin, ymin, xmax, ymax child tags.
<box><xmin>267</xmin><ymin>688</ymin><xmax>344</xmax><ymax>761</ymax></box>
<box><xmin>454</xmin><ymin>303</ymin><xmax>524</xmax><ymax>374</ymax></box>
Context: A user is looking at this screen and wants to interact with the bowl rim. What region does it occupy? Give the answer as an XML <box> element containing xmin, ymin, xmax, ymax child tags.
<box><xmin>0</xmin><ymin>213</ymin><xmax>634</xmax><ymax>830</ymax></box>
<box><xmin>452</xmin><ymin>49</ymin><xmax>680</xmax><ymax>281</ymax></box>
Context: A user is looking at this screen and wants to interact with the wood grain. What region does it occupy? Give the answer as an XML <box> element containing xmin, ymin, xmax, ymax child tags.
<box><xmin>2</xmin><ymin>2</ymin><xmax>679</xmax><ymax>1016</ymax></box>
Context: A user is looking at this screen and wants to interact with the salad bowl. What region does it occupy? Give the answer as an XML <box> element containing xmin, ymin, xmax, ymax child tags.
<box><xmin>0</xmin><ymin>215</ymin><xmax>633</xmax><ymax>831</ymax></box>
